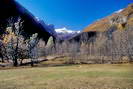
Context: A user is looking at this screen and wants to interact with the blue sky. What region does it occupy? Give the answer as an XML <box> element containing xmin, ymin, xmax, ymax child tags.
<box><xmin>16</xmin><ymin>0</ymin><xmax>132</xmax><ymax>31</ymax></box>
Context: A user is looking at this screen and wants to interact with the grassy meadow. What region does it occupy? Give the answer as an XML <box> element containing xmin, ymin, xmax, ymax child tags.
<box><xmin>0</xmin><ymin>62</ymin><xmax>133</xmax><ymax>89</ymax></box>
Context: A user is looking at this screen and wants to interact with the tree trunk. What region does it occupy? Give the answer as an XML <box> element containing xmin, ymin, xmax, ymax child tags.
<box><xmin>13</xmin><ymin>59</ymin><xmax>18</xmax><ymax>67</ymax></box>
<box><xmin>20</xmin><ymin>59</ymin><xmax>24</xmax><ymax>65</ymax></box>
<box><xmin>31</xmin><ymin>59</ymin><xmax>34</xmax><ymax>67</ymax></box>
<box><xmin>1</xmin><ymin>56</ymin><xmax>4</xmax><ymax>63</ymax></box>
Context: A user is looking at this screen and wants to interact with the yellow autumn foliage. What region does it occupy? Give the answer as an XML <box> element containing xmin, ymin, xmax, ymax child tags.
<box><xmin>3</xmin><ymin>27</ymin><xmax>16</xmax><ymax>44</ymax></box>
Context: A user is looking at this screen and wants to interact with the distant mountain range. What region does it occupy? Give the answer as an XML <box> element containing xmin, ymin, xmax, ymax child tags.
<box><xmin>55</xmin><ymin>27</ymin><xmax>80</xmax><ymax>34</ymax></box>
<box><xmin>55</xmin><ymin>27</ymin><xmax>81</xmax><ymax>40</ymax></box>
<box><xmin>36</xmin><ymin>18</ymin><xmax>57</xmax><ymax>37</ymax></box>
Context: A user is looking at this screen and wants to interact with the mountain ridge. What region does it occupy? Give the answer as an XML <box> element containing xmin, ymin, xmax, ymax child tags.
<box><xmin>0</xmin><ymin>0</ymin><xmax>56</xmax><ymax>43</ymax></box>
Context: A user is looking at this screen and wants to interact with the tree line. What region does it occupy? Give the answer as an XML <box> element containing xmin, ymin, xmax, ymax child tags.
<box><xmin>1</xmin><ymin>17</ymin><xmax>133</xmax><ymax>66</ymax></box>
<box><xmin>52</xmin><ymin>25</ymin><xmax>133</xmax><ymax>64</ymax></box>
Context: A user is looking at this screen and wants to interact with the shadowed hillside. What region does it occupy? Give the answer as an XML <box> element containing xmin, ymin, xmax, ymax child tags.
<box><xmin>0</xmin><ymin>0</ymin><xmax>56</xmax><ymax>43</ymax></box>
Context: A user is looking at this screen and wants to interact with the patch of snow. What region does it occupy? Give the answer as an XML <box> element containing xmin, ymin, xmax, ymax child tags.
<box><xmin>35</xmin><ymin>17</ymin><xmax>40</xmax><ymax>21</ymax></box>
<box><xmin>115</xmin><ymin>9</ymin><xmax>123</xmax><ymax>13</ymax></box>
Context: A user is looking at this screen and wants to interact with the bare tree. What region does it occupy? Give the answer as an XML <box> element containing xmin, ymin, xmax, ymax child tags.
<box><xmin>37</xmin><ymin>39</ymin><xmax>46</xmax><ymax>58</ymax></box>
<box><xmin>27</xmin><ymin>33</ymin><xmax>39</xmax><ymax>66</ymax></box>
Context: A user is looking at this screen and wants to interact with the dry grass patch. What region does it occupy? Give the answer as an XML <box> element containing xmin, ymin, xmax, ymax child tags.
<box><xmin>0</xmin><ymin>64</ymin><xmax>133</xmax><ymax>89</ymax></box>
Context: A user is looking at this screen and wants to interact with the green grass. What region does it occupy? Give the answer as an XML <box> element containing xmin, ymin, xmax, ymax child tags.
<box><xmin>0</xmin><ymin>64</ymin><xmax>133</xmax><ymax>89</ymax></box>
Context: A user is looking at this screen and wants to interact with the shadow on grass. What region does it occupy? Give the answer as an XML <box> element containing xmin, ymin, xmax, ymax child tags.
<box><xmin>0</xmin><ymin>60</ymin><xmax>81</xmax><ymax>70</ymax></box>
<box><xmin>37</xmin><ymin>63</ymin><xmax>80</xmax><ymax>68</ymax></box>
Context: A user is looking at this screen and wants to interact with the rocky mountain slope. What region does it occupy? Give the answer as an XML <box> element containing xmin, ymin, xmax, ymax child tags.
<box><xmin>83</xmin><ymin>3</ymin><xmax>133</xmax><ymax>32</ymax></box>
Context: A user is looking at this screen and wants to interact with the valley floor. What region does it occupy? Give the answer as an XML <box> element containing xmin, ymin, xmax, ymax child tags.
<box><xmin>0</xmin><ymin>63</ymin><xmax>133</xmax><ymax>89</ymax></box>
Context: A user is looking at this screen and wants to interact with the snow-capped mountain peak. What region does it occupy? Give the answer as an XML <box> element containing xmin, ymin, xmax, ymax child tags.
<box><xmin>55</xmin><ymin>27</ymin><xmax>81</xmax><ymax>40</ymax></box>
<box><xmin>55</xmin><ymin>27</ymin><xmax>80</xmax><ymax>34</ymax></box>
